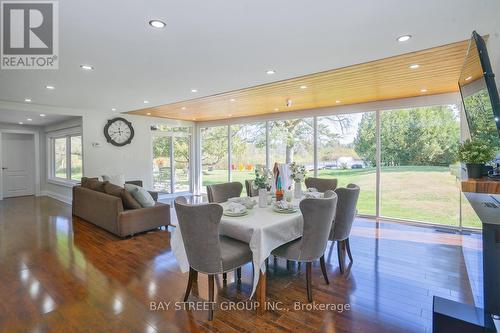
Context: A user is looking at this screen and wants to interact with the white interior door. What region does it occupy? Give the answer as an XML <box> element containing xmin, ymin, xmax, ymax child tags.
<box><xmin>1</xmin><ymin>133</ymin><xmax>35</xmax><ymax>198</ymax></box>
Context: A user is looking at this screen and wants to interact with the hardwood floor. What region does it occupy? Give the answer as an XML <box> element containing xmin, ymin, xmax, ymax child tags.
<box><xmin>0</xmin><ymin>196</ymin><xmax>482</xmax><ymax>333</ymax></box>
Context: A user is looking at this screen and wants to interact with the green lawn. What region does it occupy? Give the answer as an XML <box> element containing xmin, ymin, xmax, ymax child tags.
<box><xmin>202</xmin><ymin>166</ymin><xmax>481</xmax><ymax>228</ymax></box>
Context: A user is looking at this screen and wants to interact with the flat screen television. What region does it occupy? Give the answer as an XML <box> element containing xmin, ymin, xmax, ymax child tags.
<box><xmin>459</xmin><ymin>31</ymin><xmax>500</xmax><ymax>149</ymax></box>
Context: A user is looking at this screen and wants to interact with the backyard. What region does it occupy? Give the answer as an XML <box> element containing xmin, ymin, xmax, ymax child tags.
<box><xmin>201</xmin><ymin>165</ymin><xmax>481</xmax><ymax>228</ymax></box>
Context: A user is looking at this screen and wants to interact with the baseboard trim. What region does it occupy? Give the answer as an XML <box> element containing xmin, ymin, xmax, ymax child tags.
<box><xmin>40</xmin><ymin>191</ymin><xmax>72</xmax><ymax>205</ymax></box>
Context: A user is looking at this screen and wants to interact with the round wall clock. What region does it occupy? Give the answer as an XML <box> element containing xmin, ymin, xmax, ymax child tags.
<box><xmin>104</xmin><ymin>117</ymin><xmax>135</xmax><ymax>147</ymax></box>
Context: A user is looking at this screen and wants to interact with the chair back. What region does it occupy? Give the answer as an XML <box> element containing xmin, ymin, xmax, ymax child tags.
<box><xmin>330</xmin><ymin>184</ymin><xmax>360</xmax><ymax>241</ymax></box>
<box><xmin>206</xmin><ymin>182</ymin><xmax>243</xmax><ymax>203</ymax></box>
<box><xmin>298</xmin><ymin>194</ymin><xmax>338</xmax><ymax>261</ymax></box>
<box><xmin>174</xmin><ymin>196</ymin><xmax>224</xmax><ymax>274</ymax></box>
<box><xmin>245</xmin><ymin>180</ymin><xmax>259</xmax><ymax>197</ymax></box>
<box><xmin>304</xmin><ymin>177</ymin><xmax>338</xmax><ymax>192</ymax></box>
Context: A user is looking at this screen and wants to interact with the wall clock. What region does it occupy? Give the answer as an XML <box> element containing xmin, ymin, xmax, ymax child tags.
<box><xmin>104</xmin><ymin>117</ymin><xmax>135</xmax><ymax>147</ymax></box>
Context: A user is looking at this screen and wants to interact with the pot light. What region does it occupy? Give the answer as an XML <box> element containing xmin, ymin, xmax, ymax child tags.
<box><xmin>27</xmin><ymin>118</ymin><xmax>32</xmax><ymax>121</ymax></box>
<box><xmin>18</xmin><ymin>122</ymin><xmax>24</xmax><ymax>125</ymax></box>
<box><xmin>181</xmin><ymin>106</ymin><xmax>186</xmax><ymax>110</ymax></box>
<box><xmin>24</xmin><ymin>98</ymin><xmax>32</xmax><ymax>102</ymax></box>
<box><xmin>45</xmin><ymin>85</ymin><xmax>55</xmax><ymax>90</ymax></box>
<box><xmin>409</xmin><ymin>64</ymin><xmax>420</xmax><ymax>69</ymax></box>
<box><xmin>420</xmin><ymin>88</ymin><xmax>427</xmax><ymax>93</ymax></box>
<box><xmin>143</xmin><ymin>100</ymin><xmax>149</xmax><ymax>104</ymax></box>
<box><xmin>266</xmin><ymin>69</ymin><xmax>275</xmax><ymax>75</ymax></box>
<box><xmin>149</xmin><ymin>20</ymin><xmax>166</xmax><ymax>29</ymax></box>
<box><xmin>111</xmin><ymin>108</ymin><xmax>117</xmax><ymax>111</ymax></box>
<box><xmin>228</xmin><ymin>114</ymin><xmax>233</xmax><ymax>117</ymax></box>
<box><xmin>465</xmin><ymin>76</ymin><xmax>472</xmax><ymax>81</ymax></box>
<box><xmin>40</xmin><ymin>114</ymin><xmax>46</xmax><ymax>117</ymax></box>
<box><xmin>230</xmin><ymin>98</ymin><xmax>236</xmax><ymax>102</ymax></box>
<box><xmin>397</xmin><ymin>35</ymin><xmax>412</xmax><ymax>42</ymax></box>
<box><xmin>191</xmin><ymin>89</ymin><xmax>198</xmax><ymax>93</ymax></box>
<box><xmin>336</xmin><ymin>100</ymin><xmax>341</xmax><ymax>103</ymax></box>
<box><xmin>146</xmin><ymin>112</ymin><xmax>152</xmax><ymax>116</ymax></box>
<box><xmin>300</xmin><ymin>85</ymin><xmax>307</xmax><ymax>89</ymax></box>
<box><xmin>80</xmin><ymin>64</ymin><xmax>94</xmax><ymax>71</ymax></box>
<box><xmin>274</xmin><ymin>108</ymin><xmax>279</xmax><ymax>112</ymax></box>
<box><xmin>192</xmin><ymin>117</ymin><xmax>196</xmax><ymax>121</ymax></box>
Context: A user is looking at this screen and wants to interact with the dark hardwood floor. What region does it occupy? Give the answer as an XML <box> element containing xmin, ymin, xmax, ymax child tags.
<box><xmin>0</xmin><ymin>196</ymin><xmax>482</xmax><ymax>333</ymax></box>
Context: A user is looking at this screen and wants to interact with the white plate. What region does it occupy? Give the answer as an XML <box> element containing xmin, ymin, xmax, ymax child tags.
<box><xmin>272</xmin><ymin>207</ymin><xmax>298</xmax><ymax>214</ymax></box>
<box><xmin>223</xmin><ymin>210</ymin><xmax>248</xmax><ymax>217</ymax></box>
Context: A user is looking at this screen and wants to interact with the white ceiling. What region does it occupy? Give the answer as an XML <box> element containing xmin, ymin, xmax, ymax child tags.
<box><xmin>0</xmin><ymin>0</ymin><xmax>499</xmax><ymax>115</ymax></box>
<box><xmin>0</xmin><ymin>109</ymin><xmax>79</xmax><ymax>126</ymax></box>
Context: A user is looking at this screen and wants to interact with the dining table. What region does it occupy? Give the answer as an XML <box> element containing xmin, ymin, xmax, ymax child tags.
<box><xmin>171</xmin><ymin>196</ymin><xmax>307</xmax><ymax>313</ymax></box>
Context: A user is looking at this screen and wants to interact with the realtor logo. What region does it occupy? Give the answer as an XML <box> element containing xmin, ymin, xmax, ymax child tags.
<box><xmin>1</xmin><ymin>1</ymin><xmax>58</xmax><ymax>69</ymax></box>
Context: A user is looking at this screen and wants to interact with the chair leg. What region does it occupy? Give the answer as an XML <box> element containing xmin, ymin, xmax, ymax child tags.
<box><xmin>208</xmin><ymin>275</ymin><xmax>215</xmax><ymax>321</ymax></box>
<box><xmin>305</xmin><ymin>262</ymin><xmax>313</xmax><ymax>302</ymax></box>
<box><xmin>222</xmin><ymin>273</ymin><xmax>227</xmax><ymax>283</ymax></box>
<box><xmin>183</xmin><ymin>267</ymin><xmax>197</xmax><ymax>302</ymax></box>
<box><xmin>337</xmin><ymin>241</ymin><xmax>346</xmax><ymax>274</ymax></box>
<box><xmin>286</xmin><ymin>260</ymin><xmax>291</xmax><ymax>271</ymax></box>
<box><xmin>319</xmin><ymin>255</ymin><xmax>329</xmax><ymax>285</ymax></box>
<box><xmin>236</xmin><ymin>267</ymin><xmax>241</xmax><ymax>282</ymax></box>
<box><xmin>346</xmin><ymin>238</ymin><xmax>353</xmax><ymax>262</ymax></box>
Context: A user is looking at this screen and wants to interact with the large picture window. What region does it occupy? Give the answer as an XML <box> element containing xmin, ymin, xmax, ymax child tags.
<box><xmin>49</xmin><ymin>134</ymin><xmax>82</xmax><ymax>182</ymax></box>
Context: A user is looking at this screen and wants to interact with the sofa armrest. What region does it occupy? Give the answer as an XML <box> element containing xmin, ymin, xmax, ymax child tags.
<box><xmin>118</xmin><ymin>203</ymin><xmax>171</xmax><ymax>237</ymax></box>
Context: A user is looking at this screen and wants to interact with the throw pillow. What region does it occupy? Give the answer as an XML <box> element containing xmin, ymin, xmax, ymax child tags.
<box><xmin>104</xmin><ymin>183</ymin><xmax>124</xmax><ymax>198</ymax></box>
<box><xmin>87</xmin><ymin>179</ymin><xmax>108</xmax><ymax>192</ymax></box>
<box><xmin>132</xmin><ymin>187</ymin><xmax>155</xmax><ymax>208</ymax></box>
<box><xmin>122</xmin><ymin>190</ymin><xmax>142</xmax><ymax>209</ymax></box>
<box><xmin>124</xmin><ymin>183</ymin><xmax>140</xmax><ymax>193</ymax></box>
<box><xmin>81</xmin><ymin>177</ymin><xmax>98</xmax><ymax>188</ymax></box>
<box><xmin>102</xmin><ymin>174</ymin><xmax>125</xmax><ymax>186</ymax></box>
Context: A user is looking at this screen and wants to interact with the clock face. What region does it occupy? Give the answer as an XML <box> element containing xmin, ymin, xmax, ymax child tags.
<box><xmin>104</xmin><ymin>118</ymin><xmax>135</xmax><ymax>146</ymax></box>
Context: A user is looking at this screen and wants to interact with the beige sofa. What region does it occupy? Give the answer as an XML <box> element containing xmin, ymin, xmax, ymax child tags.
<box><xmin>72</xmin><ymin>183</ymin><xmax>170</xmax><ymax>237</ymax></box>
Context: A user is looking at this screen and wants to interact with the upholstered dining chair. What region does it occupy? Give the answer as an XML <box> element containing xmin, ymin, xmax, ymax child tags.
<box><xmin>174</xmin><ymin>196</ymin><xmax>252</xmax><ymax>320</ymax></box>
<box><xmin>304</xmin><ymin>177</ymin><xmax>338</xmax><ymax>193</ymax></box>
<box><xmin>271</xmin><ymin>192</ymin><xmax>338</xmax><ymax>302</ymax></box>
<box><xmin>329</xmin><ymin>184</ymin><xmax>360</xmax><ymax>274</ymax></box>
<box><xmin>206</xmin><ymin>182</ymin><xmax>243</xmax><ymax>203</ymax></box>
<box><xmin>245</xmin><ymin>179</ymin><xmax>259</xmax><ymax>197</ymax></box>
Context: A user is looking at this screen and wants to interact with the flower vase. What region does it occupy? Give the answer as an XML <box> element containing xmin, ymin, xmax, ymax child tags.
<box><xmin>294</xmin><ymin>181</ymin><xmax>302</xmax><ymax>199</ymax></box>
<box><xmin>258</xmin><ymin>189</ymin><xmax>267</xmax><ymax>208</ymax></box>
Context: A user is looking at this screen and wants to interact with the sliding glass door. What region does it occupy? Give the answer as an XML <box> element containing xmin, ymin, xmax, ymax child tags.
<box><xmin>380</xmin><ymin>106</ymin><xmax>461</xmax><ymax>226</ymax></box>
<box><xmin>152</xmin><ymin>126</ymin><xmax>191</xmax><ymax>194</ymax></box>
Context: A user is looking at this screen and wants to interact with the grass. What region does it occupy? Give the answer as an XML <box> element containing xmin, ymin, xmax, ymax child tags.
<box><xmin>201</xmin><ymin>166</ymin><xmax>481</xmax><ymax>228</ymax></box>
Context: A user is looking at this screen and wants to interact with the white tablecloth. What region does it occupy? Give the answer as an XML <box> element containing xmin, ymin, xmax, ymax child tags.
<box><xmin>171</xmin><ymin>200</ymin><xmax>304</xmax><ymax>297</ymax></box>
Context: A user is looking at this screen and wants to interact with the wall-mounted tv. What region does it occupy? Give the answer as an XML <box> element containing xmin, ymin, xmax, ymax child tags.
<box><xmin>459</xmin><ymin>31</ymin><xmax>500</xmax><ymax>148</ymax></box>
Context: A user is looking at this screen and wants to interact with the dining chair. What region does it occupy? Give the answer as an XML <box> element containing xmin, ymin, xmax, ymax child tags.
<box><xmin>174</xmin><ymin>196</ymin><xmax>252</xmax><ymax>320</ymax></box>
<box><xmin>304</xmin><ymin>177</ymin><xmax>338</xmax><ymax>192</ymax></box>
<box><xmin>206</xmin><ymin>182</ymin><xmax>243</xmax><ymax>203</ymax></box>
<box><xmin>329</xmin><ymin>184</ymin><xmax>360</xmax><ymax>274</ymax></box>
<box><xmin>245</xmin><ymin>179</ymin><xmax>259</xmax><ymax>197</ymax></box>
<box><xmin>271</xmin><ymin>193</ymin><xmax>338</xmax><ymax>302</ymax></box>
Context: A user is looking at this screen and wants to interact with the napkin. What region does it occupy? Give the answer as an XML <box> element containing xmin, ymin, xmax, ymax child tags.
<box><xmin>273</xmin><ymin>201</ymin><xmax>294</xmax><ymax>210</ymax></box>
<box><xmin>227</xmin><ymin>202</ymin><xmax>246</xmax><ymax>213</ymax></box>
<box><xmin>306</xmin><ymin>187</ymin><xmax>318</xmax><ymax>193</ymax></box>
<box><xmin>304</xmin><ymin>192</ymin><xmax>323</xmax><ymax>199</ymax></box>
<box><xmin>228</xmin><ymin>197</ymin><xmax>257</xmax><ymax>209</ymax></box>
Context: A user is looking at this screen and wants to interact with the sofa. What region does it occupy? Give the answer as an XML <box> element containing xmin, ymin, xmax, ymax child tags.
<box><xmin>72</xmin><ymin>179</ymin><xmax>170</xmax><ymax>238</ymax></box>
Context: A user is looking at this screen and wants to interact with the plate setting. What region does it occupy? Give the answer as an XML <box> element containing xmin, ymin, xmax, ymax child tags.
<box><xmin>223</xmin><ymin>209</ymin><xmax>248</xmax><ymax>217</ymax></box>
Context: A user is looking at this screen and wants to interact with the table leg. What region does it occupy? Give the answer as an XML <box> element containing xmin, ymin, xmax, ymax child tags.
<box><xmin>255</xmin><ymin>271</ymin><xmax>267</xmax><ymax>314</ymax></box>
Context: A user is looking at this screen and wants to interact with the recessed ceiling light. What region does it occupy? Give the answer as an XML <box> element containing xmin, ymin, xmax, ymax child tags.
<box><xmin>228</xmin><ymin>114</ymin><xmax>233</xmax><ymax>117</ymax></box>
<box><xmin>40</xmin><ymin>114</ymin><xmax>46</xmax><ymax>117</ymax></box>
<box><xmin>192</xmin><ymin>117</ymin><xmax>196</xmax><ymax>121</ymax></box>
<box><xmin>420</xmin><ymin>88</ymin><xmax>427</xmax><ymax>93</ymax></box>
<box><xmin>18</xmin><ymin>122</ymin><xmax>23</xmax><ymax>125</ymax></box>
<box><xmin>24</xmin><ymin>98</ymin><xmax>32</xmax><ymax>102</ymax></box>
<box><xmin>465</xmin><ymin>76</ymin><xmax>472</xmax><ymax>81</ymax></box>
<box><xmin>274</xmin><ymin>108</ymin><xmax>279</xmax><ymax>111</ymax></box>
<box><xmin>181</xmin><ymin>106</ymin><xmax>186</xmax><ymax>110</ymax></box>
<box><xmin>191</xmin><ymin>89</ymin><xmax>198</xmax><ymax>93</ymax></box>
<box><xmin>27</xmin><ymin>118</ymin><xmax>32</xmax><ymax>121</ymax></box>
<box><xmin>80</xmin><ymin>64</ymin><xmax>94</xmax><ymax>71</ymax></box>
<box><xmin>336</xmin><ymin>100</ymin><xmax>341</xmax><ymax>103</ymax></box>
<box><xmin>111</xmin><ymin>108</ymin><xmax>117</xmax><ymax>111</ymax></box>
<box><xmin>300</xmin><ymin>85</ymin><xmax>307</xmax><ymax>89</ymax></box>
<box><xmin>266</xmin><ymin>69</ymin><xmax>275</xmax><ymax>75</ymax></box>
<box><xmin>45</xmin><ymin>85</ymin><xmax>55</xmax><ymax>90</ymax></box>
<box><xmin>149</xmin><ymin>20</ymin><xmax>166</xmax><ymax>29</ymax></box>
<box><xmin>397</xmin><ymin>35</ymin><xmax>412</xmax><ymax>42</ymax></box>
<box><xmin>146</xmin><ymin>112</ymin><xmax>151</xmax><ymax>116</ymax></box>
<box><xmin>230</xmin><ymin>98</ymin><xmax>236</xmax><ymax>102</ymax></box>
<box><xmin>143</xmin><ymin>100</ymin><xmax>149</xmax><ymax>104</ymax></box>
<box><xmin>409</xmin><ymin>64</ymin><xmax>420</xmax><ymax>69</ymax></box>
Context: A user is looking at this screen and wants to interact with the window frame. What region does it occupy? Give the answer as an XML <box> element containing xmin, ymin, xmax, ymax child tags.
<box><xmin>47</xmin><ymin>128</ymin><xmax>82</xmax><ymax>187</ymax></box>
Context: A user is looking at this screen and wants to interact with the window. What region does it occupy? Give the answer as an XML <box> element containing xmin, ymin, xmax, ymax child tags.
<box><xmin>201</xmin><ymin>126</ymin><xmax>228</xmax><ymax>192</ymax></box>
<box><xmin>49</xmin><ymin>134</ymin><xmax>82</xmax><ymax>183</ymax></box>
